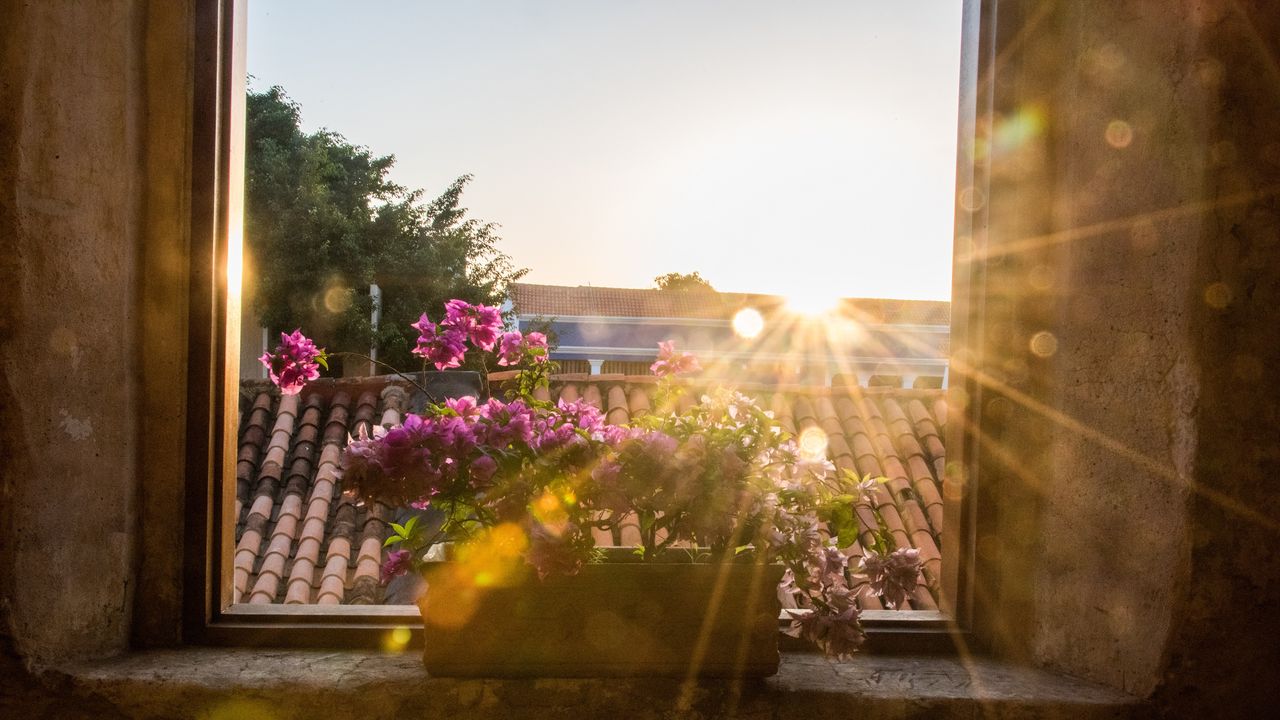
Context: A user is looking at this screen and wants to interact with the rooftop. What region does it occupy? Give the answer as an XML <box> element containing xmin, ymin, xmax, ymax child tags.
<box><xmin>233</xmin><ymin>373</ymin><xmax>948</xmax><ymax>611</ymax></box>
<box><xmin>510</xmin><ymin>282</ymin><xmax>952</xmax><ymax>325</ymax></box>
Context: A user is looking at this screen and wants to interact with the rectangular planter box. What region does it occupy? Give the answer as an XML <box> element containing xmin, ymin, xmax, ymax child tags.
<box><xmin>417</xmin><ymin>556</ymin><xmax>783</xmax><ymax>677</ymax></box>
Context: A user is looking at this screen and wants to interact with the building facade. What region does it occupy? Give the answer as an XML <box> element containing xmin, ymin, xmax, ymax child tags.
<box><xmin>510</xmin><ymin>283</ymin><xmax>950</xmax><ymax>388</ymax></box>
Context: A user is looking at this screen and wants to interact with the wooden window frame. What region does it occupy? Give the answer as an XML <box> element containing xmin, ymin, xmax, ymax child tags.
<box><xmin>183</xmin><ymin>0</ymin><xmax>995</xmax><ymax>652</ymax></box>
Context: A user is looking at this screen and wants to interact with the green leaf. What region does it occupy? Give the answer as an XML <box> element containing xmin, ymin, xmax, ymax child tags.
<box><xmin>390</xmin><ymin>522</ymin><xmax>407</xmax><ymax>537</ymax></box>
<box><xmin>383</xmin><ymin>535</ymin><xmax>403</xmax><ymax>548</ymax></box>
<box><xmin>403</xmin><ymin>515</ymin><xmax>419</xmax><ymax>535</ymax></box>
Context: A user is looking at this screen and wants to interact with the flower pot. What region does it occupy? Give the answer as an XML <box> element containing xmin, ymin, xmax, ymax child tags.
<box><xmin>405</xmin><ymin>369</ymin><xmax>484</xmax><ymax>408</ymax></box>
<box><xmin>416</xmin><ymin>553</ymin><xmax>783</xmax><ymax>677</ymax></box>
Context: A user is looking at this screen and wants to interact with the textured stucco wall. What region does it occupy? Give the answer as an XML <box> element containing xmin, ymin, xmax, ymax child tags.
<box><xmin>0</xmin><ymin>0</ymin><xmax>193</xmax><ymax>662</ymax></box>
<box><xmin>1031</xmin><ymin>0</ymin><xmax>1206</xmax><ymax>693</ymax></box>
<box><xmin>0</xmin><ymin>0</ymin><xmax>146</xmax><ymax>664</ymax></box>
<box><xmin>973</xmin><ymin>0</ymin><xmax>1280</xmax><ymax>705</ymax></box>
<box><xmin>1153</xmin><ymin>0</ymin><xmax>1280</xmax><ymax>713</ymax></box>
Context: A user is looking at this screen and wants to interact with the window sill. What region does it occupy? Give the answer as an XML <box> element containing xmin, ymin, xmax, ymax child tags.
<box><xmin>56</xmin><ymin>649</ymin><xmax>1138</xmax><ymax>718</ymax></box>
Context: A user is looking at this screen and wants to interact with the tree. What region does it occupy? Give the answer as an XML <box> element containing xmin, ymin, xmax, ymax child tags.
<box><xmin>654</xmin><ymin>271</ymin><xmax>715</xmax><ymax>292</ymax></box>
<box><xmin>244</xmin><ymin>85</ymin><xmax>526</xmax><ymax>372</ymax></box>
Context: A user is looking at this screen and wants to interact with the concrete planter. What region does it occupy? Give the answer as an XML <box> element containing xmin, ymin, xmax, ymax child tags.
<box><xmin>417</xmin><ymin>553</ymin><xmax>783</xmax><ymax>677</ymax></box>
<box><xmin>404</xmin><ymin>369</ymin><xmax>484</xmax><ymax>407</ymax></box>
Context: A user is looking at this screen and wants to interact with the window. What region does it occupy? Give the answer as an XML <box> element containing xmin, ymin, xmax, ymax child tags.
<box><xmin>187</xmin><ymin>0</ymin><xmax>989</xmax><ymax>652</ymax></box>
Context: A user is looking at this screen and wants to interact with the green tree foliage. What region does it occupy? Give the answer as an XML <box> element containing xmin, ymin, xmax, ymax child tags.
<box><xmin>653</xmin><ymin>271</ymin><xmax>715</xmax><ymax>292</ymax></box>
<box><xmin>245</xmin><ymin>85</ymin><xmax>526</xmax><ymax>372</ymax></box>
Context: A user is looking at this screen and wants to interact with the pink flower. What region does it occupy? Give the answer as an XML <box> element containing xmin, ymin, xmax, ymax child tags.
<box><xmin>525</xmin><ymin>332</ymin><xmax>548</xmax><ymax>358</ymax></box>
<box><xmin>469</xmin><ymin>455</ymin><xmax>498</xmax><ymax>484</ymax></box>
<box><xmin>445</xmin><ymin>395</ymin><xmax>480</xmax><ymax>420</ymax></box>
<box><xmin>814</xmin><ymin>546</ymin><xmax>848</xmax><ymax>584</ymax></box>
<box><xmin>784</xmin><ymin>604</ymin><xmax>865</xmax><ymax>660</ymax></box>
<box><xmin>259</xmin><ymin>329</ymin><xmax>325</xmax><ymax>395</ymax></box>
<box><xmin>411</xmin><ymin>314</ymin><xmax>468</xmax><ymax>370</ymax></box>
<box><xmin>858</xmin><ymin>547</ymin><xmax>921</xmax><ymax>610</ymax></box>
<box><xmin>650</xmin><ymin>340</ymin><xmax>701</xmax><ymax>377</ymax></box>
<box><xmin>443</xmin><ymin>300</ymin><xmax>504</xmax><ymax>351</ymax></box>
<box><xmin>496</xmin><ymin>331</ymin><xmax>524</xmax><ymax>366</ymax></box>
<box><xmin>496</xmin><ymin>330</ymin><xmax>550</xmax><ymax>367</ymax></box>
<box><xmin>380</xmin><ymin>549</ymin><xmax>412</xmax><ymax>584</ymax></box>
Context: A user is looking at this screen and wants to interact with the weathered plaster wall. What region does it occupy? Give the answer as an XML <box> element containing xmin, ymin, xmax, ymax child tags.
<box><xmin>1153</xmin><ymin>0</ymin><xmax>1280</xmax><ymax>713</ymax></box>
<box><xmin>0</xmin><ymin>0</ymin><xmax>146</xmax><ymax>664</ymax></box>
<box><xmin>0</xmin><ymin>0</ymin><xmax>193</xmax><ymax>662</ymax></box>
<box><xmin>973</xmin><ymin>0</ymin><xmax>1280</xmax><ymax>706</ymax></box>
<box><xmin>1032</xmin><ymin>0</ymin><xmax>1208</xmax><ymax>694</ymax></box>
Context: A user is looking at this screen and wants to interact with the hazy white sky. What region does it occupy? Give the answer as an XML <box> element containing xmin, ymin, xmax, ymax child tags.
<box><xmin>247</xmin><ymin>1</ymin><xmax>963</xmax><ymax>301</ymax></box>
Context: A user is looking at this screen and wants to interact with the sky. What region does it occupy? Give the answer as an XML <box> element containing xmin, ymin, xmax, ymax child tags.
<box><xmin>246</xmin><ymin>1</ymin><xmax>963</xmax><ymax>302</ymax></box>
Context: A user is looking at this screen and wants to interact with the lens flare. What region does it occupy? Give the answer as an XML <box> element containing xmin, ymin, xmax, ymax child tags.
<box><xmin>1105</xmin><ymin>120</ymin><xmax>1134</xmax><ymax>148</ymax></box>
<box><xmin>531</xmin><ymin>490</ymin><xmax>569</xmax><ymax>536</ymax></box>
<box><xmin>731</xmin><ymin>307</ymin><xmax>765</xmax><ymax>338</ymax></box>
<box><xmin>424</xmin><ymin>523</ymin><xmax>531</xmax><ymax>629</ymax></box>
<box><xmin>323</xmin><ymin>285</ymin><xmax>353</xmax><ymax>313</ymax></box>
<box><xmin>798</xmin><ymin>426</ymin><xmax>829</xmax><ymax>461</ymax></box>
<box><xmin>1029</xmin><ymin>331</ymin><xmax>1059</xmax><ymax>358</ymax></box>
<box><xmin>381</xmin><ymin>625</ymin><xmax>413</xmax><ymax>653</ymax></box>
<box><xmin>205</xmin><ymin>699</ymin><xmax>275</xmax><ymax>720</ymax></box>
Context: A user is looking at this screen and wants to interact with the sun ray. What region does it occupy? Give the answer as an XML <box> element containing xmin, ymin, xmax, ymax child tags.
<box><xmin>971</xmin><ymin>184</ymin><xmax>1280</xmax><ymax>262</ymax></box>
<box><xmin>952</xmin><ymin>358</ymin><xmax>1280</xmax><ymax>532</ymax></box>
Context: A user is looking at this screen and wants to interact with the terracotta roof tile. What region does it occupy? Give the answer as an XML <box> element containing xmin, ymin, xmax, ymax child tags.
<box><xmin>235</xmin><ymin>373</ymin><xmax>950</xmax><ymax>610</ymax></box>
<box><xmin>627</xmin><ymin>386</ymin><xmax>651</xmax><ymax>416</ymax></box>
<box><xmin>582</xmin><ymin>383</ymin><xmax>603</xmax><ymax>410</ymax></box>
<box><xmin>606</xmin><ymin>385</ymin><xmax>629</xmax><ymax>426</ymax></box>
<box><xmin>558</xmin><ymin>383</ymin><xmax>580</xmax><ymax>404</ymax></box>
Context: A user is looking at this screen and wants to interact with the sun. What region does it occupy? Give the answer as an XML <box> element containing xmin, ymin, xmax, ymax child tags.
<box><xmin>783</xmin><ymin>289</ymin><xmax>841</xmax><ymax>317</ymax></box>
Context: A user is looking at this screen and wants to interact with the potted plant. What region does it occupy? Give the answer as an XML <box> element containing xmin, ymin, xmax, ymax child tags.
<box><xmin>259</xmin><ymin>300</ymin><xmax>922</xmax><ymax>677</ymax></box>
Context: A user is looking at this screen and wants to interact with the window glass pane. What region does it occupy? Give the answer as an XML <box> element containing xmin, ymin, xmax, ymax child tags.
<box><xmin>233</xmin><ymin>1</ymin><xmax>962</xmax><ymax>610</ymax></box>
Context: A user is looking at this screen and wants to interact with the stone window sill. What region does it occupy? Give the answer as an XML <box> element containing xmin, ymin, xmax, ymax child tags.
<box><xmin>55</xmin><ymin>649</ymin><xmax>1138</xmax><ymax>719</ymax></box>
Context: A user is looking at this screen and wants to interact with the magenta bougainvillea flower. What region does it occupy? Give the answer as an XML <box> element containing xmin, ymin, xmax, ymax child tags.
<box><xmin>496</xmin><ymin>330</ymin><xmax>549</xmax><ymax>366</ymax></box>
<box><xmin>496</xmin><ymin>332</ymin><xmax>523</xmax><ymax>365</ymax></box>
<box><xmin>442</xmin><ymin>299</ymin><xmax>504</xmax><ymax>351</ymax></box>
<box><xmin>259</xmin><ymin>329</ymin><xmax>325</xmax><ymax>395</ymax></box>
<box><xmin>380</xmin><ymin>549</ymin><xmax>413</xmax><ymax>584</ymax></box>
<box><xmin>410</xmin><ymin>314</ymin><xmax>468</xmax><ymax>370</ymax></box>
<box><xmin>650</xmin><ymin>340</ymin><xmax>701</xmax><ymax>377</ymax></box>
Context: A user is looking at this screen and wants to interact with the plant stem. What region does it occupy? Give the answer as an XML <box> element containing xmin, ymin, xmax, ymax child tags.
<box><xmin>332</xmin><ymin>351</ymin><xmax>436</xmax><ymax>399</ymax></box>
<box><xmin>478</xmin><ymin>353</ymin><xmax>491</xmax><ymax>399</ymax></box>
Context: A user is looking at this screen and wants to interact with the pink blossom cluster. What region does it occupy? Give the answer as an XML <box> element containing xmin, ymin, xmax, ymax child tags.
<box><xmin>779</xmin><ymin>539</ymin><xmax>922</xmax><ymax>658</ymax></box>
<box><xmin>411</xmin><ymin>300</ymin><xmax>504</xmax><ymax>370</ymax></box>
<box><xmin>778</xmin><ymin>539</ymin><xmax>867</xmax><ymax>659</ymax></box>
<box><xmin>258</xmin><ymin>329</ymin><xmax>325</xmax><ymax>395</ymax></box>
<box><xmin>342</xmin><ymin>396</ymin><xmax>627</xmax><ymax>511</ymax></box>
<box><xmin>650</xmin><ymin>340</ymin><xmax>701</xmax><ymax>377</ymax></box>
<box><xmin>858</xmin><ymin>547</ymin><xmax>922</xmax><ymax>611</ymax></box>
<box><xmin>496</xmin><ymin>330</ymin><xmax>549</xmax><ymax>367</ymax></box>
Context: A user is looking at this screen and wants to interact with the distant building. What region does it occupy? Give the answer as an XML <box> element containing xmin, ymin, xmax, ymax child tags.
<box><xmin>509</xmin><ymin>283</ymin><xmax>950</xmax><ymax>388</ymax></box>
